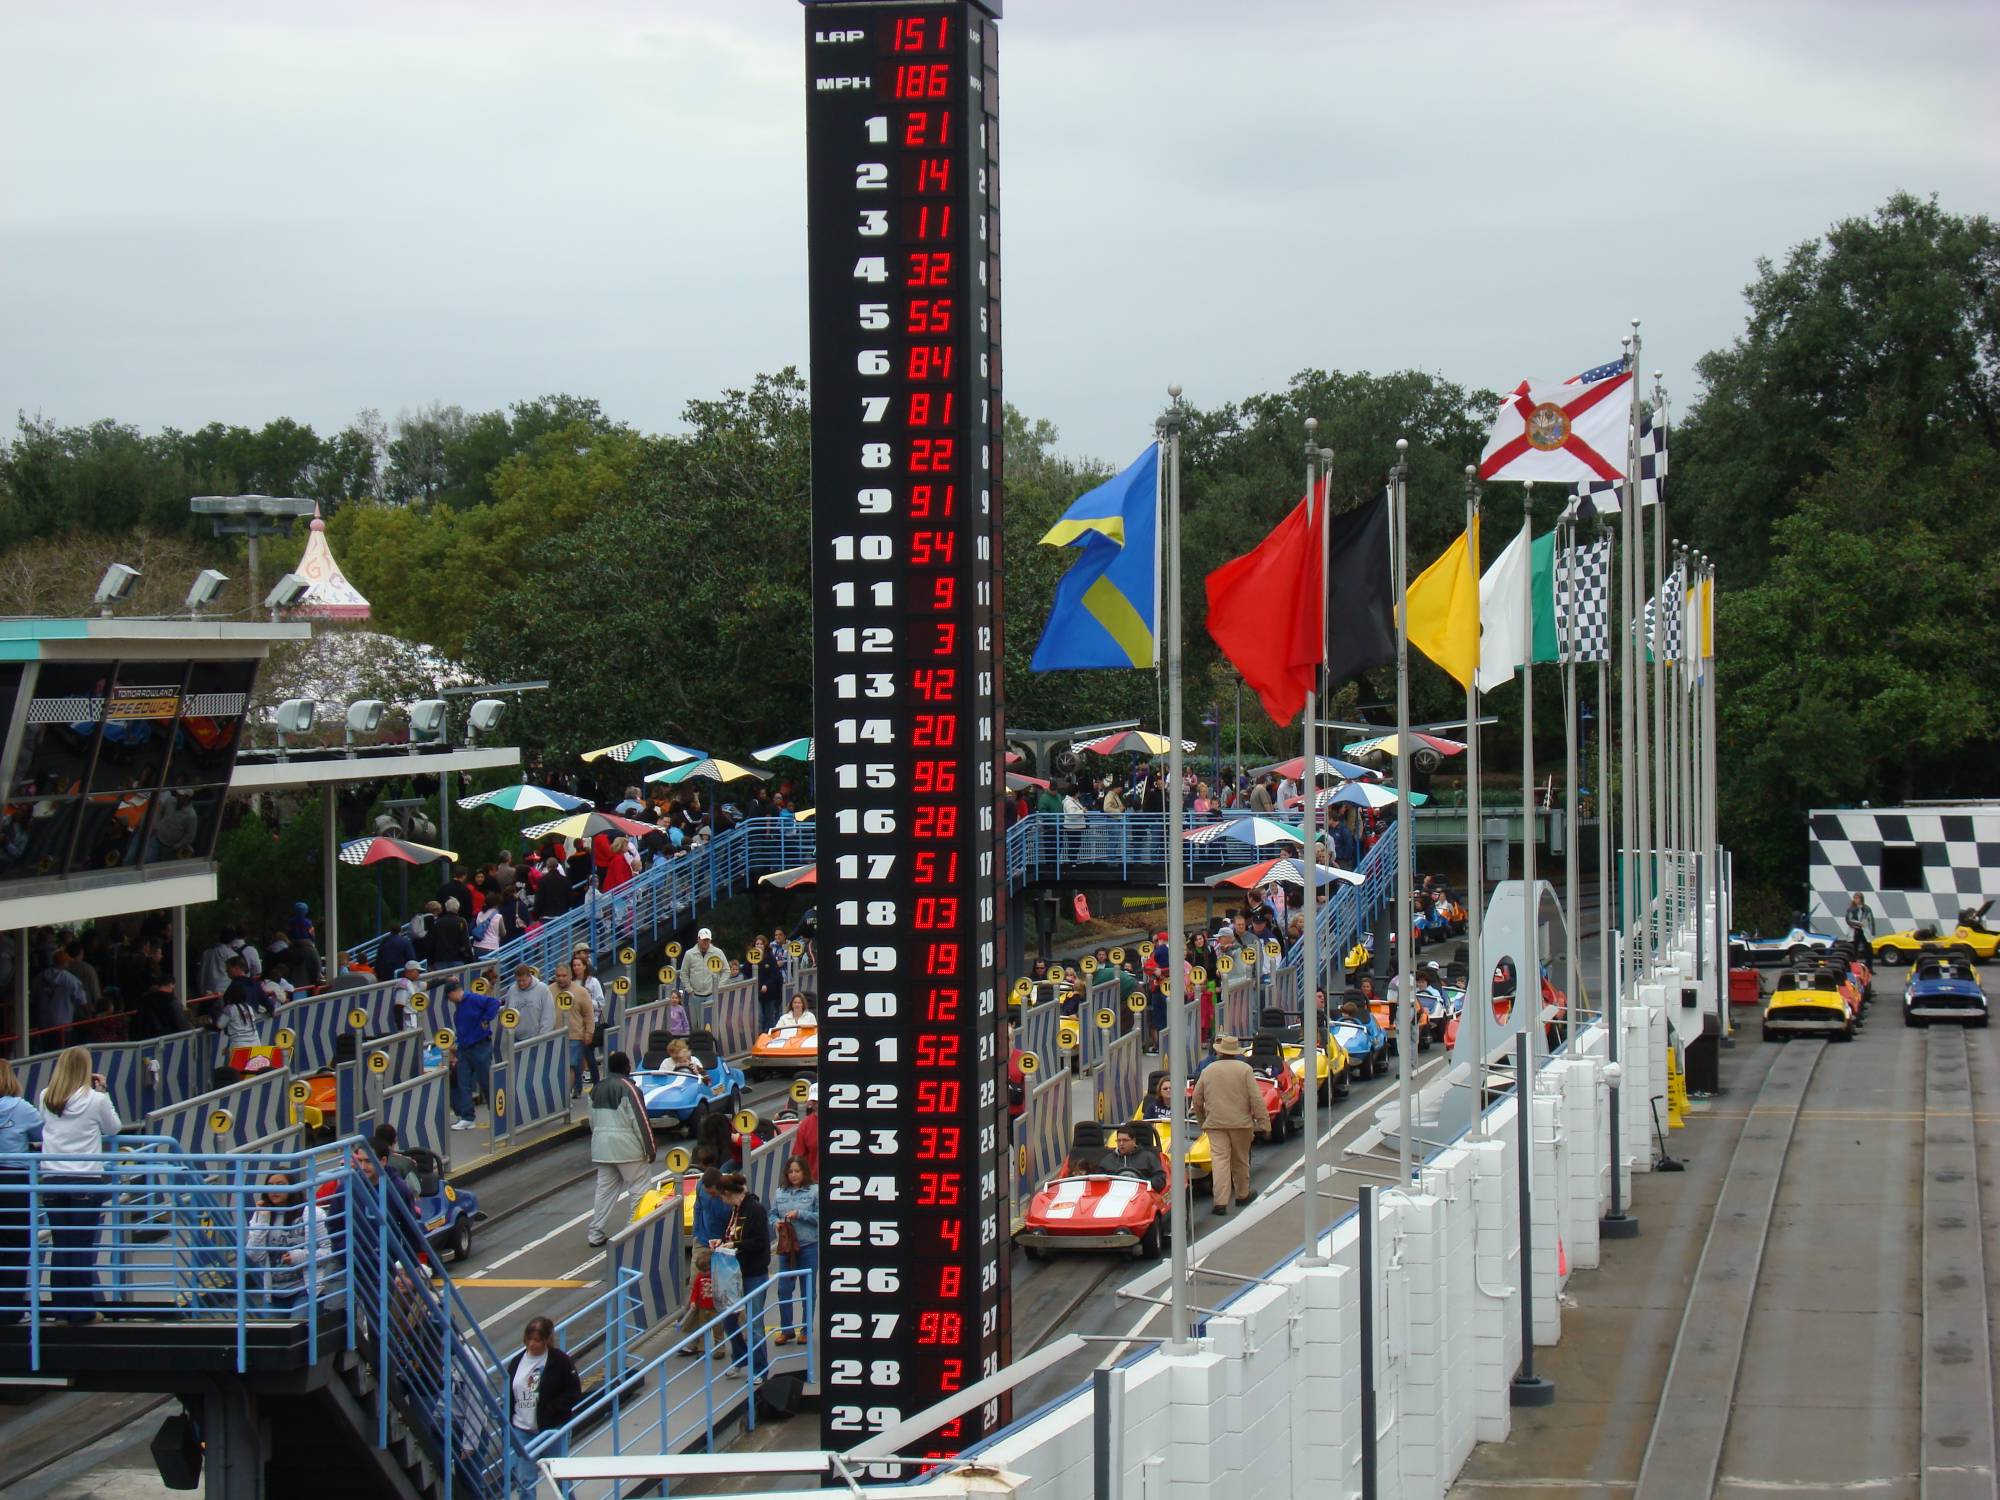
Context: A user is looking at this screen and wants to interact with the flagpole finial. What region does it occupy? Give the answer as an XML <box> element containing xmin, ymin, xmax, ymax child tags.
<box><xmin>1304</xmin><ymin>416</ymin><xmax>1317</xmax><ymax>435</ymax></box>
<box><xmin>1396</xmin><ymin>438</ymin><xmax>1408</xmax><ymax>454</ymax></box>
<box><xmin>1168</xmin><ymin>384</ymin><xmax>1183</xmax><ymax>401</ymax></box>
<box><xmin>1320</xmin><ymin>446</ymin><xmax>1334</xmax><ymax>466</ymax></box>
<box><xmin>1631</xmin><ymin>317</ymin><xmax>1641</xmax><ymax>330</ymax></box>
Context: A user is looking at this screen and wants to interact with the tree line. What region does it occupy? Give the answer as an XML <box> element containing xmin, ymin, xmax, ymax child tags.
<box><xmin>4</xmin><ymin>192</ymin><xmax>1993</xmax><ymax>923</ymax></box>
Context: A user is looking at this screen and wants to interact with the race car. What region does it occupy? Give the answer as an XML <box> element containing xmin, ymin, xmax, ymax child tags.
<box><xmin>1796</xmin><ymin>956</ymin><xmax>1865</xmax><ymax>1023</ymax></box>
<box><xmin>1330</xmin><ymin>1009</ymin><xmax>1388</xmax><ymax>1078</ymax></box>
<box><xmin>1902</xmin><ymin>956</ymin><xmax>1989</xmax><ymax>1027</ymax></box>
<box><xmin>1871</xmin><ymin>902</ymin><xmax>2000</xmax><ymax>967</ymax></box>
<box><xmin>1137</xmin><ymin>1077</ymin><xmax>1212</xmax><ymax>1191</ymax></box>
<box><xmin>1729</xmin><ymin>924</ymin><xmax>1839</xmax><ymax>965</ymax></box>
<box><xmin>631</xmin><ymin>1166</ymin><xmax>705</xmax><ymax>1231</ymax></box>
<box><xmin>1016</xmin><ymin>1120</ymin><xmax>1171</xmax><ymax>1261</ymax></box>
<box><xmin>1762</xmin><ymin>970</ymin><xmax>1855</xmax><ymax>1042</ymax></box>
<box><xmin>1247</xmin><ymin>1034</ymin><xmax>1306</xmax><ymax>1138</ymax></box>
<box><xmin>407</xmin><ymin>1147</ymin><xmax>481</xmax><ymax>1262</ymax></box>
<box><xmin>633</xmin><ymin>1029</ymin><xmax>746</xmax><ymax>1132</ymax></box>
<box><xmin>1369</xmin><ymin>992</ymin><xmax>1434</xmax><ymax>1054</ymax></box>
<box><xmin>748</xmin><ymin>1019</ymin><xmax>816</xmax><ymax>1079</ymax></box>
<box><xmin>1262</xmin><ymin>1009</ymin><xmax>1351</xmax><ymax>1105</ymax></box>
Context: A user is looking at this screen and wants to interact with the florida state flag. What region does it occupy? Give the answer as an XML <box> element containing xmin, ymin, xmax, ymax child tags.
<box><xmin>1478</xmin><ymin>368</ymin><xmax>1633</xmax><ymax>483</ymax></box>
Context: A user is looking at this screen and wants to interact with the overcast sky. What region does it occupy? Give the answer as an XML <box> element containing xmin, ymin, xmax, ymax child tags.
<box><xmin>3</xmin><ymin>0</ymin><xmax>1995</xmax><ymax>466</ymax></box>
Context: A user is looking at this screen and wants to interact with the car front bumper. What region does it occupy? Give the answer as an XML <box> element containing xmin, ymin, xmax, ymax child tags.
<box><xmin>1905</xmin><ymin>1001</ymin><xmax>1988</xmax><ymax>1020</ymax></box>
<box><xmin>1014</xmin><ymin>1226</ymin><xmax>1143</xmax><ymax>1252</ymax></box>
<box><xmin>1763</xmin><ymin>1009</ymin><xmax>1848</xmax><ymax>1033</ymax></box>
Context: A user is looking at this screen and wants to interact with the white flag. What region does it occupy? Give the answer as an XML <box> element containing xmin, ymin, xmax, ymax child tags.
<box><xmin>1476</xmin><ymin>522</ymin><xmax>1531</xmax><ymax>692</ymax></box>
<box><xmin>1479</xmin><ymin>370</ymin><xmax>1634</xmax><ymax>485</ymax></box>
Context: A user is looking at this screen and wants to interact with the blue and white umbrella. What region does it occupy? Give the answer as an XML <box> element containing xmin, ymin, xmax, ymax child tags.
<box><xmin>1182</xmin><ymin>816</ymin><xmax>1308</xmax><ymax>846</ymax></box>
<box><xmin>1316</xmin><ymin>783</ymin><xmax>1428</xmax><ymax>811</ymax></box>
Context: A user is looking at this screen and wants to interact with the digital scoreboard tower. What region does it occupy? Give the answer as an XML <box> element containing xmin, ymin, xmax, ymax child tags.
<box><xmin>804</xmin><ymin>0</ymin><xmax>1011</xmax><ymax>1459</ymax></box>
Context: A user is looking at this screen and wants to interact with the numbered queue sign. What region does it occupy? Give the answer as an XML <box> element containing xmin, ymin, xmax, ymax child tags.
<box><xmin>806</xmin><ymin>0</ymin><xmax>1008</xmax><ymax>1462</ymax></box>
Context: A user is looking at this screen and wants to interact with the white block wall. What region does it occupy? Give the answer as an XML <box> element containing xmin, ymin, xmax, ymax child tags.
<box><xmin>945</xmin><ymin>1006</ymin><xmax>1671</xmax><ymax>1500</ymax></box>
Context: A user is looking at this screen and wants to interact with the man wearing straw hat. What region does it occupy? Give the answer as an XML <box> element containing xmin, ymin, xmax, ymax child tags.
<box><xmin>1191</xmin><ymin>1034</ymin><xmax>1270</xmax><ymax>1216</ymax></box>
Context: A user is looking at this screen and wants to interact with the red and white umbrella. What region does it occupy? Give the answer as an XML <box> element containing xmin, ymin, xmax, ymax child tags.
<box><xmin>339</xmin><ymin>836</ymin><xmax>457</xmax><ymax>868</ymax></box>
<box><xmin>1204</xmin><ymin>857</ymin><xmax>1363</xmax><ymax>891</ymax></box>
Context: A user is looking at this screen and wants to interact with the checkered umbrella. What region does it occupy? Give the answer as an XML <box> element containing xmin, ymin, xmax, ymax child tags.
<box><xmin>1257</xmin><ymin>754</ymin><xmax>1377</xmax><ymax>782</ymax></box>
<box><xmin>751</xmin><ymin>736</ymin><xmax>813</xmax><ymax>763</ymax></box>
<box><xmin>1071</xmin><ymin>730</ymin><xmax>1196</xmax><ymax>757</ymax></box>
<box><xmin>1340</xmin><ymin>733</ymin><xmax>1464</xmax><ymax>760</ymax></box>
<box><xmin>1182</xmin><ymin>816</ymin><xmax>1306</xmax><ymax>846</ymax></box>
<box><xmin>580</xmin><ymin>738</ymin><xmax>705</xmax><ymax>765</ymax></box>
<box><xmin>643</xmin><ymin>757</ymin><xmax>769</xmax><ymax>786</ymax></box>
<box><xmin>1317</xmin><ymin>782</ymin><xmax>1427</xmax><ymax>810</ymax></box>
<box><xmin>339</xmin><ymin>836</ymin><xmax>457</xmax><ymax>868</ymax></box>
<box><xmin>519</xmin><ymin>811</ymin><xmax>655</xmax><ymax>842</ymax></box>
<box><xmin>1006</xmin><ymin>770</ymin><xmax>1051</xmax><ymax>792</ymax></box>
<box><xmin>1205</xmin><ymin>857</ymin><xmax>1364</xmax><ymax>891</ymax></box>
<box><xmin>456</xmin><ymin>783</ymin><xmax>591</xmax><ymax>813</ymax></box>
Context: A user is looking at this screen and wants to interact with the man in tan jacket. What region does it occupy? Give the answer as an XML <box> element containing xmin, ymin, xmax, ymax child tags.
<box><xmin>1191</xmin><ymin>1034</ymin><xmax>1270</xmax><ymax>1215</ymax></box>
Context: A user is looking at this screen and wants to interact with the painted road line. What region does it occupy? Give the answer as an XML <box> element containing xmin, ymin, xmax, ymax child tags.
<box><xmin>478</xmin><ymin>1208</ymin><xmax>594</xmax><ymax>1272</ymax></box>
<box><xmin>449</xmin><ymin>1278</ymin><xmax>599</xmax><ymax>1290</ymax></box>
<box><xmin>481</xmin><ymin>1248</ymin><xmax>612</xmax><ymax>1331</ymax></box>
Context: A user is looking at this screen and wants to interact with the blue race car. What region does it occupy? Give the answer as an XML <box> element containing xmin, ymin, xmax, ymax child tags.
<box><xmin>1902</xmin><ymin>956</ymin><xmax>1989</xmax><ymax>1028</ymax></box>
<box><xmin>633</xmin><ymin>1028</ymin><xmax>747</xmax><ymax>1132</ymax></box>
<box><xmin>1729</xmin><ymin>924</ymin><xmax>1837</xmax><ymax>965</ymax></box>
<box><xmin>1330</xmin><ymin>1011</ymin><xmax>1388</xmax><ymax>1078</ymax></box>
<box><xmin>406</xmin><ymin>1147</ymin><xmax>482</xmax><ymax>1262</ymax></box>
<box><xmin>1429</xmin><ymin>983</ymin><xmax>1467</xmax><ymax>1043</ymax></box>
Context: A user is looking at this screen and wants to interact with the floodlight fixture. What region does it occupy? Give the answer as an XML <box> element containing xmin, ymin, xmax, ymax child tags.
<box><xmin>264</xmin><ymin>573</ymin><xmax>311</xmax><ymax>615</ymax></box>
<box><xmin>95</xmin><ymin>564</ymin><xmax>142</xmax><ymax>613</ymax></box>
<box><xmin>467</xmin><ymin>698</ymin><xmax>507</xmax><ymax>738</ymax></box>
<box><xmin>185</xmin><ymin>569</ymin><xmax>230</xmax><ymax>613</ymax></box>
<box><xmin>274</xmin><ymin>699</ymin><xmax>317</xmax><ymax>753</ymax></box>
<box><xmin>344</xmin><ymin>699</ymin><xmax>387</xmax><ymax>745</ymax></box>
<box><xmin>407</xmin><ymin>699</ymin><xmax>449</xmax><ymax>743</ymax></box>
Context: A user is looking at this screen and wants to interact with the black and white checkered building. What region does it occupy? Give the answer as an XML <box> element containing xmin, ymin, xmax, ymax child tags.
<box><xmin>1807</xmin><ymin>803</ymin><xmax>2000</xmax><ymax>930</ymax></box>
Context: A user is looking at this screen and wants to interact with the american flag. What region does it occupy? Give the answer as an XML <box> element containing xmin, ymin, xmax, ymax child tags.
<box><xmin>1566</xmin><ymin>357</ymin><xmax>1628</xmax><ymax>386</ymax></box>
<box><xmin>1564</xmin><ymin>411</ymin><xmax>1668</xmax><ymax>517</ymax></box>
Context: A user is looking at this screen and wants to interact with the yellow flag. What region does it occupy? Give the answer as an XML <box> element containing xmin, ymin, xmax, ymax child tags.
<box><xmin>1403</xmin><ymin>516</ymin><xmax>1482</xmax><ymax>689</ymax></box>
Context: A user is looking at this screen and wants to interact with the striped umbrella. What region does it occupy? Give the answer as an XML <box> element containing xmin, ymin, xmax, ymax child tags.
<box><xmin>339</xmin><ymin>836</ymin><xmax>458</xmax><ymax>868</ymax></box>
<box><xmin>759</xmin><ymin>862</ymin><xmax>818</xmax><ymax>890</ymax></box>
<box><xmin>752</xmin><ymin>736</ymin><xmax>814</xmax><ymax>763</ymax></box>
<box><xmin>1006</xmin><ymin>770</ymin><xmax>1051</xmax><ymax>792</ymax></box>
<box><xmin>1205</xmin><ymin>857</ymin><xmax>1364</xmax><ymax>891</ymax></box>
<box><xmin>1341</xmin><ymin>732</ymin><xmax>1465</xmax><ymax>760</ymax></box>
<box><xmin>643</xmin><ymin>757</ymin><xmax>769</xmax><ymax>786</ymax></box>
<box><xmin>1257</xmin><ymin>754</ymin><xmax>1377</xmax><ymax>782</ymax></box>
<box><xmin>456</xmin><ymin>783</ymin><xmax>590</xmax><ymax>813</ymax></box>
<box><xmin>580</xmin><ymin>738</ymin><xmax>704</xmax><ymax>765</ymax></box>
<box><xmin>1316</xmin><ymin>783</ymin><xmax>1428</xmax><ymax>811</ymax></box>
<box><xmin>520</xmin><ymin>810</ymin><xmax>655</xmax><ymax>842</ymax></box>
<box><xmin>1072</xmin><ymin>729</ymin><xmax>1195</xmax><ymax>757</ymax></box>
<box><xmin>1182</xmin><ymin>816</ymin><xmax>1307</xmax><ymax>846</ymax></box>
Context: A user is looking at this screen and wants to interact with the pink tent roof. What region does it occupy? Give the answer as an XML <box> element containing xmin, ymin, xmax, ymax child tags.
<box><xmin>292</xmin><ymin>506</ymin><xmax>370</xmax><ymax>620</ymax></box>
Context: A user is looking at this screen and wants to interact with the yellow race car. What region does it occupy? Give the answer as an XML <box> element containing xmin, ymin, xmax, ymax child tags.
<box><xmin>1871</xmin><ymin>901</ymin><xmax>2000</xmax><ymax>967</ymax></box>
<box><xmin>631</xmin><ymin>1167</ymin><xmax>704</xmax><ymax>1230</ymax></box>
<box><xmin>1136</xmin><ymin>1073</ymin><xmax>1212</xmax><ymax>1192</ymax></box>
<box><xmin>1762</xmin><ymin>970</ymin><xmax>1855</xmax><ymax>1042</ymax></box>
<box><xmin>1280</xmin><ymin>1030</ymin><xmax>1352</xmax><ymax>1105</ymax></box>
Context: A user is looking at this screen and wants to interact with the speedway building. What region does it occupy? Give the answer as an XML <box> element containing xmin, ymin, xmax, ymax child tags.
<box><xmin>1807</xmin><ymin>800</ymin><xmax>2000</xmax><ymax>932</ymax></box>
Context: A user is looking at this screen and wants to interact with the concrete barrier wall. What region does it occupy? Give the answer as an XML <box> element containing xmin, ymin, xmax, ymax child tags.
<box><xmin>950</xmin><ymin>988</ymin><xmax>1674</xmax><ymax>1500</ymax></box>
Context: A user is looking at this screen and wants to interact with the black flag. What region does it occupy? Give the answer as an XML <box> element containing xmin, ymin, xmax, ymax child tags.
<box><xmin>1324</xmin><ymin>494</ymin><xmax>1394</xmax><ymax>688</ymax></box>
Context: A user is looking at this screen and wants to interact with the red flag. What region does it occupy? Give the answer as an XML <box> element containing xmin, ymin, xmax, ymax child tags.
<box><xmin>1203</xmin><ymin>485</ymin><xmax>1326</xmax><ymax>726</ymax></box>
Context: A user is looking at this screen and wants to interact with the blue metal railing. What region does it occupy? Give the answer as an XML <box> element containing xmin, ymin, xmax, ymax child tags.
<box><xmin>2</xmin><ymin>1137</ymin><xmax>809</xmax><ymax>1500</ymax></box>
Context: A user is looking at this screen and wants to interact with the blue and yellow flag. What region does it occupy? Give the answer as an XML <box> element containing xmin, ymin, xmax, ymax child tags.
<box><xmin>1030</xmin><ymin>444</ymin><xmax>1159</xmax><ymax>671</ymax></box>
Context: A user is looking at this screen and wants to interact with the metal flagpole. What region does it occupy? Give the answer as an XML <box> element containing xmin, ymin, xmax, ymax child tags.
<box><xmin>1463</xmin><ymin>468</ymin><xmax>1487</xmax><ymax>1139</ymax></box>
<box><xmin>1599</xmin><ymin>502</ymin><xmax>1636</xmax><ymax>1235</ymax></box>
<box><xmin>1633</xmin><ymin>356</ymin><xmax>1655</xmax><ymax>977</ymax></box>
<box><xmin>1620</xmin><ymin>327</ymin><xmax>1643</xmax><ymax>985</ymax></box>
<box><xmin>1562</xmin><ymin>509</ymin><xmax>1581</xmax><ymax>1048</ymax></box>
<box><xmin>1162</xmin><ymin>389</ymin><xmax>1191</xmax><ymax>1350</ymax></box>
<box><xmin>1649</xmin><ymin>371</ymin><xmax>1669</xmax><ymax>962</ymax></box>
<box><xmin>1706</xmin><ymin>559</ymin><xmax>1725</xmax><ymax>1036</ymax></box>
<box><xmin>1391</xmin><ymin>440</ymin><xmax>1415</xmax><ymax>1187</ymax></box>
<box><xmin>1299</xmin><ymin>421</ymin><xmax>1324</xmax><ymax>1259</ymax></box>
<box><xmin>1519</xmin><ymin>482</ymin><xmax>1539</xmax><ymax>1090</ymax></box>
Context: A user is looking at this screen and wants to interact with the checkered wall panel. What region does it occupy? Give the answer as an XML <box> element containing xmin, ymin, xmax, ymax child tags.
<box><xmin>1807</xmin><ymin>805</ymin><xmax>2000</xmax><ymax>931</ymax></box>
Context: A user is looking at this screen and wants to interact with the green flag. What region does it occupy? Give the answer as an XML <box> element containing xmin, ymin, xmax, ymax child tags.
<box><xmin>1529</xmin><ymin>531</ymin><xmax>1561</xmax><ymax>664</ymax></box>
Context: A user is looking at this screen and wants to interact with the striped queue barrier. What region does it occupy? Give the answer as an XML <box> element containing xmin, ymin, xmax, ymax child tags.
<box><xmin>1017</xmin><ymin>996</ymin><xmax>1061</xmax><ymax>1083</ymax></box>
<box><xmin>373</xmin><ymin>1064</ymin><xmax>453</xmax><ymax>1163</ymax></box>
<box><xmin>484</xmin><ymin>1016</ymin><xmax>571</xmax><ymax>1150</ymax></box>
<box><xmin>1222</xmin><ymin>974</ymin><xmax>1256</xmax><ymax>1042</ymax></box>
<box><xmin>146</xmin><ymin>1068</ymin><xmax>300</xmax><ymax>1154</ymax></box>
<box><xmin>709</xmin><ymin>976</ymin><xmax>760</xmax><ymax>1061</ymax></box>
<box><xmin>1027</xmin><ymin>1068</ymin><xmax>1071</xmax><ymax>1207</ymax></box>
<box><xmin>11</xmin><ymin>1031</ymin><xmax>203</xmax><ymax>1130</ymax></box>
<box><xmin>1098</xmin><ymin>1029</ymin><xmax>1145</xmax><ymax>1128</ymax></box>
<box><xmin>610</xmin><ymin>1169</ymin><xmax>688</xmax><ymax>1329</ymax></box>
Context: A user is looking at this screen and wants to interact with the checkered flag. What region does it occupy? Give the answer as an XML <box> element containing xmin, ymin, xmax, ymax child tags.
<box><xmin>1660</xmin><ymin>563</ymin><xmax>1684</xmax><ymax>662</ymax></box>
<box><xmin>1565</xmin><ymin>411</ymin><xmax>1667</xmax><ymax>516</ymax></box>
<box><xmin>1555</xmin><ymin>535</ymin><xmax>1611</xmax><ymax>662</ymax></box>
